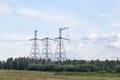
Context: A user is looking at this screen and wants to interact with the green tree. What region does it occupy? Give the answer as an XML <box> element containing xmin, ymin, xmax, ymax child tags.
<box><xmin>5</xmin><ymin>58</ymin><xmax>13</xmax><ymax>69</ymax></box>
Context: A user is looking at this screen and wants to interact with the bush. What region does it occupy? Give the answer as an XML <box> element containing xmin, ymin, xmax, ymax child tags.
<box><xmin>27</xmin><ymin>64</ymin><xmax>39</xmax><ymax>70</ymax></box>
<box><xmin>28</xmin><ymin>64</ymin><xmax>56</xmax><ymax>71</ymax></box>
<box><xmin>75</xmin><ymin>64</ymin><xmax>99</xmax><ymax>72</ymax></box>
<box><xmin>63</xmin><ymin>65</ymin><xmax>75</xmax><ymax>71</ymax></box>
<box><xmin>54</xmin><ymin>65</ymin><xmax>64</xmax><ymax>72</ymax></box>
<box><xmin>39</xmin><ymin>64</ymin><xmax>55</xmax><ymax>71</ymax></box>
<box><xmin>115</xmin><ymin>65</ymin><xmax>120</xmax><ymax>73</ymax></box>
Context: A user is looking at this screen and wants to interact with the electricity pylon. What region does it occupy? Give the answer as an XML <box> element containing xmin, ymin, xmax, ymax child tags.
<box><xmin>30</xmin><ymin>30</ymin><xmax>40</xmax><ymax>59</ymax></box>
<box><xmin>54</xmin><ymin>27</ymin><xmax>70</xmax><ymax>61</ymax></box>
<box><xmin>41</xmin><ymin>37</ymin><xmax>54</xmax><ymax>62</ymax></box>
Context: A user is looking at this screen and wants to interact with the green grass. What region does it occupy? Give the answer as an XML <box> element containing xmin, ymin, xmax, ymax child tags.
<box><xmin>55</xmin><ymin>71</ymin><xmax>120</xmax><ymax>77</ymax></box>
<box><xmin>0</xmin><ymin>70</ymin><xmax>120</xmax><ymax>80</ymax></box>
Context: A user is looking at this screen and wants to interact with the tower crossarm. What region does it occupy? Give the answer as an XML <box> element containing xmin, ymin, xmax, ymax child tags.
<box><xmin>61</xmin><ymin>27</ymin><xmax>69</xmax><ymax>31</ymax></box>
<box><xmin>55</xmin><ymin>37</ymin><xmax>70</xmax><ymax>41</ymax></box>
<box><xmin>41</xmin><ymin>37</ymin><xmax>55</xmax><ymax>41</ymax></box>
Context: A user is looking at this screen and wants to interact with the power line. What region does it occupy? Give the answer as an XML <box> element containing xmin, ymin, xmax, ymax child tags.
<box><xmin>0</xmin><ymin>39</ymin><xmax>29</xmax><ymax>43</ymax></box>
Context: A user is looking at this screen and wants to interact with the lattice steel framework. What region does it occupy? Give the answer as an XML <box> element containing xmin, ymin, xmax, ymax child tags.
<box><xmin>41</xmin><ymin>37</ymin><xmax>54</xmax><ymax>61</ymax></box>
<box><xmin>54</xmin><ymin>27</ymin><xmax>70</xmax><ymax>61</ymax></box>
<box><xmin>30</xmin><ymin>30</ymin><xmax>40</xmax><ymax>59</ymax></box>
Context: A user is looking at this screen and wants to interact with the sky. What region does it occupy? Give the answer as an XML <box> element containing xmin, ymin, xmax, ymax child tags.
<box><xmin>1</xmin><ymin>0</ymin><xmax>120</xmax><ymax>60</ymax></box>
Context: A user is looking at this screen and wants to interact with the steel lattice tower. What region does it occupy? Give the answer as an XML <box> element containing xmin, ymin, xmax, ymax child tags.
<box><xmin>30</xmin><ymin>30</ymin><xmax>40</xmax><ymax>59</ymax></box>
<box><xmin>41</xmin><ymin>37</ymin><xmax>54</xmax><ymax>62</ymax></box>
<box><xmin>54</xmin><ymin>27</ymin><xmax>70</xmax><ymax>61</ymax></box>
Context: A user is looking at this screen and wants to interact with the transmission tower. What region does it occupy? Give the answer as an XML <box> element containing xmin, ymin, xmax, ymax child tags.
<box><xmin>41</xmin><ymin>37</ymin><xmax>54</xmax><ymax>62</ymax></box>
<box><xmin>54</xmin><ymin>27</ymin><xmax>70</xmax><ymax>61</ymax></box>
<box><xmin>30</xmin><ymin>30</ymin><xmax>40</xmax><ymax>59</ymax></box>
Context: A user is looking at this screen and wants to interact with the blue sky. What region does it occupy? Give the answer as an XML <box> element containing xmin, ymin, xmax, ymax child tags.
<box><xmin>1</xmin><ymin>0</ymin><xmax>120</xmax><ymax>60</ymax></box>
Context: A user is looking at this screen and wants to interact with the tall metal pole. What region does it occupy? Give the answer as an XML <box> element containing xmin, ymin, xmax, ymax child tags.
<box><xmin>30</xmin><ymin>30</ymin><xmax>40</xmax><ymax>60</ymax></box>
<box><xmin>46</xmin><ymin>38</ymin><xmax>48</xmax><ymax>59</ymax></box>
<box><xmin>34</xmin><ymin>30</ymin><xmax>37</xmax><ymax>57</ymax></box>
<box><xmin>41</xmin><ymin>37</ymin><xmax>54</xmax><ymax>62</ymax></box>
<box><xmin>55</xmin><ymin>27</ymin><xmax>70</xmax><ymax>61</ymax></box>
<box><xmin>59</xmin><ymin>28</ymin><xmax>62</xmax><ymax>60</ymax></box>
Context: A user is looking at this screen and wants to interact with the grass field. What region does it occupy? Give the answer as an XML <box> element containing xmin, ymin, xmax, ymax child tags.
<box><xmin>0</xmin><ymin>70</ymin><xmax>120</xmax><ymax>80</ymax></box>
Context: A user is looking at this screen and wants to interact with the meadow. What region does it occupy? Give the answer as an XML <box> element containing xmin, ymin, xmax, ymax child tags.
<box><xmin>0</xmin><ymin>70</ymin><xmax>120</xmax><ymax>80</ymax></box>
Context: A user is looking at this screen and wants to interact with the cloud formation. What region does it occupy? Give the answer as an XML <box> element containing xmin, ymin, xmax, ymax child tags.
<box><xmin>79</xmin><ymin>33</ymin><xmax>120</xmax><ymax>49</ymax></box>
<box><xmin>78</xmin><ymin>42</ymin><xmax>84</xmax><ymax>50</ymax></box>
<box><xmin>110</xmin><ymin>40</ymin><xmax>120</xmax><ymax>48</ymax></box>
<box><xmin>98</xmin><ymin>0</ymin><xmax>120</xmax><ymax>28</ymax></box>
<box><xmin>82</xmin><ymin>33</ymin><xmax>118</xmax><ymax>41</ymax></box>
<box><xmin>0</xmin><ymin>0</ymin><xmax>13</xmax><ymax>14</ymax></box>
<box><xmin>16</xmin><ymin>6</ymin><xmax>78</xmax><ymax>25</ymax></box>
<box><xmin>111</xmin><ymin>22</ymin><xmax>120</xmax><ymax>27</ymax></box>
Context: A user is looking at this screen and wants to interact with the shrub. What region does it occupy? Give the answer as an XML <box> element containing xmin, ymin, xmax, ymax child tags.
<box><xmin>63</xmin><ymin>65</ymin><xmax>75</xmax><ymax>71</ymax></box>
<box><xmin>27</xmin><ymin>64</ymin><xmax>41</xmax><ymax>70</ymax></box>
<box><xmin>115</xmin><ymin>65</ymin><xmax>120</xmax><ymax>73</ymax></box>
<box><xmin>75</xmin><ymin>64</ymin><xmax>99</xmax><ymax>72</ymax></box>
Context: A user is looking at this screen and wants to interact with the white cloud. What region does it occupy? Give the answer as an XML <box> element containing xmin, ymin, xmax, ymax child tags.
<box><xmin>98</xmin><ymin>1</ymin><xmax>120</xmax><ymax>30</ymax></box>
<box><xmin>0</xmin><ymin>34</ymin><xmax>33</xmax><ymax>60</ymax></box>
<box><xmin>16</xmin><ymin>6</ymin><xmax>78</xmax><ymax>25</ymax></box>
<box><xmin>0</xmin><ymin>0</ymin><xmax>13</xmax><ymax>14</ymax></box>
<box><xmin>86</xmin><ymin>33</ymin><xmax>118</xmax><ymax>41</ymax></box>
<box><xmin>89</xmin><ymin>33</ymin><xmax>99</xmax><ymax>40</ymax></box>
<box><xmin>82</xmin><ymin>33</ymin><xmax>120</xmax><ymax>50</ymax></box>
<box><xmin>0</xmin><ymin>43</ymin><xmax>5</xmax><ymax>49</ymax></box>
<box><xmin>80</xmin><ymin>33</ymin><xmax>119</xmax><ymax>49</ymax></box>
<box><xmin>11</xmin><ymin>34</ymin><xmax>32</xmax><ymax>41</ymax></box>
<box><xmin>114</xmin><ymin>5</ymin><xmax>120</xmax><ymax>11</ymax></box>
<box><xmin>111</xmin><ymin>22</ymin><xmax>120</xmax><ymax>27</ymax></box>
<box><xmin>110</xmin><ymin>39</ymin><xmax>120</xmax><ymax>48</ymax></box>
<box><xmin>99</xmin><ymin>1</ymin><xmax>120</xmax><ymax>18</ymax></box>
<box><xmin>0</xmin><ymin>34</ymin><xmax>33</xmax><ymax>43</ymax></box>
<box><xmin>76</xmin><ymin>33</ymin><xmax>120</xmax><ymax>60</ymax></box>
<box><xmin>100</xmin><ymin>33</ymin><xmax>117</xmax><ymax>40</ymax></box>
<box><xmin>78</xmin><ymin>42</ymin><xmax>84</xmax><ymax>50</ymax></box>
<box><xmin>16</xmin><ymin>7</ymin><xmax>40</xmax><ymax>17</ymax></box>
<box><xmin>117</xmin><ymin>0</ymin><xmax>120</xmax><ymax>2</ymax></box>
<box><xmin>99</xmin><ymin>13</ymin><xmax>120</xmax><ymax>17</ymax></box>
<box><xmin>99</xmin><ymin>13</ymin><xmax>112</xmax><ymax>17</ymax></box>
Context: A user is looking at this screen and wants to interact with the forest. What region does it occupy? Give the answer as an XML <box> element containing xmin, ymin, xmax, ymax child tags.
<box><xmin>0</xmin><ymin>57</ymin><xmax>120</xmax><ymax>73</ymax></box>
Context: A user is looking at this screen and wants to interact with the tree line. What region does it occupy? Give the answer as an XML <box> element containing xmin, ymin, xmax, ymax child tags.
<box><xmin>0</xmin><ymin>57</ymin><xmax>120</xmax><ymax>72</ymax></box>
